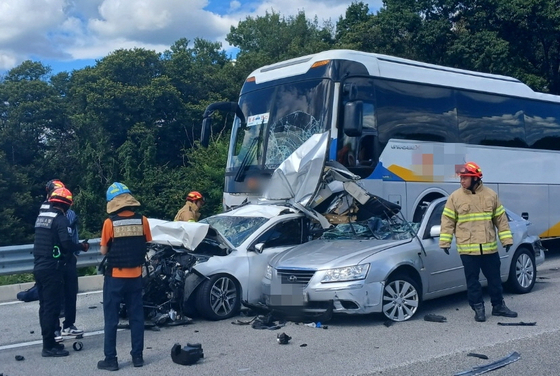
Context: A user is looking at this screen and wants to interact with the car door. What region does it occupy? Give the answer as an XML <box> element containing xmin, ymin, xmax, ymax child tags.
<box><xmin>245</xmin><ymin>217</ymin><xmax>307</xmax><ymax>303</ymax></box>
<box><xmin>421</xmin><ymin>200</ymin><xmax>466</xmax><ymax>294</ymax></box>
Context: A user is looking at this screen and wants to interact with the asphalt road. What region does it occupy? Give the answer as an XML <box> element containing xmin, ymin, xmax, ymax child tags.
<box><xmin>1</xmin><ymin>245</ymin><xmax>560</xmax><ymax>376</ymax></box>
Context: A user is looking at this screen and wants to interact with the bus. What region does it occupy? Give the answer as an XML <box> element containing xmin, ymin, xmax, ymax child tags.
<box><xmin>201</xmin><ymin>49</ymin><xmax>560</xmax><ymax>240</ymax></box>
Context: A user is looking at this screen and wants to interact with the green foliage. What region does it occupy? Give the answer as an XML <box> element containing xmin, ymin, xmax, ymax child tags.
<box><xmin>0</xmin><ymin>273</ymin><xmax>35</xmax><ymax>286</ymax></box>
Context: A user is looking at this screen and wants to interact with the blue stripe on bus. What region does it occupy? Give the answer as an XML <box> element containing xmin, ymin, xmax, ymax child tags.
<box><xmin>369</xmin><ymin>163</ymin><xmax>404</xmax><ymax>181</ymax></box>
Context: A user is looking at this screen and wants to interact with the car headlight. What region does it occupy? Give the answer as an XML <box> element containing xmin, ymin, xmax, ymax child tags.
<box><xmin>264</xmin><ymin>265</ymin><xmax>273</xmax><ymax>280</ymax></box>
<box><xmin>321</xmin><ymin>264</ymin><xmax>370</xmax><ymax>283</ymax></box>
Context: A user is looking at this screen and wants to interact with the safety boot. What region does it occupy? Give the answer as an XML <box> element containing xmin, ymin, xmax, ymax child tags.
<box><xmin>492</xmin><ymin>301</ymin><xmax>518</xmax><ymax>317</ymax></box>
<box><xmin>472</xmin><ymin>303</ymin><xmax>486</xmax><ymax>322</ymax></box>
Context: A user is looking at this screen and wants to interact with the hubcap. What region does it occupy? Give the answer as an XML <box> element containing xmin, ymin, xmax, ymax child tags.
<box><xmin>516</xmin><ymin>253</ymin><xmax>535</xmax><ymax>288</ymax></box>
<box><xmin>383</xmin><ymin>280</ymin><xmax>419</xmax><ymax>322</ymax></box>
<box><xmin>209</xmin><ymin>277</ymin><xmax>237</xmax><ymax>316</ymax></box>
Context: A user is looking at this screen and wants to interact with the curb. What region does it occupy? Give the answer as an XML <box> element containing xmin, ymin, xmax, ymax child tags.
<box><xmin>0</xmin><ymin>275</ymin><xmax>104</xmax><ymax>303</ymax></box>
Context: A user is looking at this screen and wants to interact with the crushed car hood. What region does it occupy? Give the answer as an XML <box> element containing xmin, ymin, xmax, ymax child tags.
<box><xmin>271</xmin><ymin>238</ymin><xmax>412</xmax><ymax>270</ymax></box>
<box><xmin>149</xmin><ymin>218</ymin><xmax>210</xmax><ymax>250</ymax></box>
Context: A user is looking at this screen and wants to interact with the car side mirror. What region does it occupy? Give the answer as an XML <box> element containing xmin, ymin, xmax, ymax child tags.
<box><xmin>252</xmin><ymin>243</ymin><xmax>265</xmax><ymax>254</ymax></box>
<box><xmin>429</xmin><ymin>225</ymin><xmax>441</xmax><ymax>238</ymax></box>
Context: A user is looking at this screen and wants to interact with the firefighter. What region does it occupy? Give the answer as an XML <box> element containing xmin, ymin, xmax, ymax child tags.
<box><xmin>439</xmin><ymin>162</ymin><xmax>517</xmax><ymax>322</ymax></box>
<box><xmin>97</xmin><ymin>182</ymin><xmax>152</xmax><ymax>371</ymax></box>
<box><xmin>174</xmin><ymin>191</ymin><xmax>205</xmax><ymax>222</ymax></box>
<box><xmin>33</xmin><ymin>187</ymin><xmax>89</xmax><ymax>357</ymax></box>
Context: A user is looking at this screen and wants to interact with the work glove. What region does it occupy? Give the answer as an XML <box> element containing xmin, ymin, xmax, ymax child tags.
<box><xmin>442</xmin><ymin>247</ymin><xmax>450</xmax><ymax>255</ymax></box>
<box><xmin>81</xmin><ymin>239</ymin><xmax>90</xmax><ymax>252</ymax></box>
<box><xmin>505</xmin><ymin>245</ymin><xmax>511</xmax><ymax>253</ymax></box>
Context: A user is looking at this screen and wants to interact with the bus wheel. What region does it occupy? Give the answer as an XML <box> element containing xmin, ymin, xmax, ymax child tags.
<box><xmin>507</xmin><ymin>247</ymin><xmax>536</xmax><ymax>294</ymax></box>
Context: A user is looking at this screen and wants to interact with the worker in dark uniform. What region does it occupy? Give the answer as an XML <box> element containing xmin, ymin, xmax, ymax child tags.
<box><xmin>41</xmin><ymin>179</ymin><xmax>84</xmax><ymax>342</ymax></box>
<box><xmin>33</xmin><ymin>187</ymin><xmax>89</xmax><ymax>357</ymax></box>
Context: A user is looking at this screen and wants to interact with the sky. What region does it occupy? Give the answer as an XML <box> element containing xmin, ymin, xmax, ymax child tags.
<box><xmin>0</xmin><ymin>0</ymin><xmax>383</xmax><ymax>76</ymax></box>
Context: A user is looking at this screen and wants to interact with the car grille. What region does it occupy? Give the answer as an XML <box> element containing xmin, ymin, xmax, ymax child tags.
<box><xmin>277</xmin><ymin>269</ymin><xmax>315</xmax><ymax>285</ymax></box>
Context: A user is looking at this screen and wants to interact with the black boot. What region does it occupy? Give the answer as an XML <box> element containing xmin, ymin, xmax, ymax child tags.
<box><xmin>97</xmin><ymin>357</ymin><xmax>119</xmax><ymax>371</ymax></box>
<box><xmin>473</xmin><ymin>303</ymin><xmax>486</xmax><ymax>322</ymax></box>
<box><xmin>492</xmin><ymin>301</ymin><xmax>518</xmax><ymax>317</ymax></box>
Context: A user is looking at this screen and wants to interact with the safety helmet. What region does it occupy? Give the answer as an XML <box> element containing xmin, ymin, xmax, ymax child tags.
<box><xmin>106</xmin><ymin>182</ymin><xmax>131</xmax><ymax>202</ymax></box>
<box><xmin>45</xmin><ymin>179</ymin><xmax>65</xmax><ymax>195</ymax></box>
<box><xmin>186</xmin><ymin>191</ymin><xmax>204</xmax><ymax>202</ymax></box>
<box><xmin>48</xmin><ymin>187</ymin><xmax>73</xmax><ymax>205</ymax></box>
<box><xmin>458</xmin><ymin>162</ymin><xmax>482</xmax><ymax>178</ymax></box>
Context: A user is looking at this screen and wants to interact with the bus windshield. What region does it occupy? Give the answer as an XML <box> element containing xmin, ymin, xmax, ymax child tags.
<box><xmin>228</xmin><ymin>79</ymin><xmax>331</xmax><ymax>171</ymax></box>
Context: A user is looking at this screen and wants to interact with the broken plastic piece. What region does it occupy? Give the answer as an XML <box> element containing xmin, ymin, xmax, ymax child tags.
<box><xmin>171</xmin><ymin>343</ymin><xmax>204</xmax><ymax>365</ymax></box>
<box><xmin>424</xmin><ymin>314</ymin><xmax>447</xmax><ymax>323</ymax></box>
<box><xmin>497</xmin><ymin>322</ymin><xmax>536</xmax><ymax>326</ymax></box>
<box><xmin>73</xmin><ymin>341</ymin><xmax>83</xmax><ymax>351</ymax></box>
<box><xmin>277</xmin><ymin>332</ymin><xmax>292</xmax><ymax>344</ymax></box>
<box><xmin>15</xmin><ymin>355</ymin><xmax>25</xmax><ymax>361</ymax></box>
<box><xmin>467</xmin><ymin>352</ymin><xmax>489</xmax><ymax>360</ymax></box>
<box><xmin>383</xmin><ymin>320</ymin><xmax>394</xmax><ymax>327</ymax></box>
<box><xmin>454</xmin><ymin>351</ymin><xmax>520</xmax><ymax>376</ymax></box>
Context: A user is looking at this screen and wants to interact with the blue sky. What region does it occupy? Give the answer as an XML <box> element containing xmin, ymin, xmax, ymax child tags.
<box><xmin>0</xmin><ymin>0</ymin><xmax>382</xmax><ymax>76</ymax></box>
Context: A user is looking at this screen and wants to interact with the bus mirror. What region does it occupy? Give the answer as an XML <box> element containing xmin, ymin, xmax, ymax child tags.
<box><xmin>201</xmin><ymin>118</ymin><xmax>211</xmax><ymax>148</ymax></box>
<box><xmin>200</xmin><ymin>101</ymin><xmax>246</xmax><ymax>147</ymax></box>
<box><xmin>344</xmin><ymin>101</ymin><xmax>363</xmax><ymax>137</ymax></box>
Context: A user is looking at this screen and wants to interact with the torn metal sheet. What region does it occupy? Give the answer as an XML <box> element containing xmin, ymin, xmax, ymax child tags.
<box><xmin>263</xmin><ymin>131</ymin><xmax>329</xmax><ymax>205</ymax></box>
<box><xmin>454</xmin><ymin>351</ymin><xmax>521</xmax><ymax>376</ymax></box>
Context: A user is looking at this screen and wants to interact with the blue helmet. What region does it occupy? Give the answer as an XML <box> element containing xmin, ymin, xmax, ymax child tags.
<box><xmin>106</xmin><ymin>182</ymin><xmax>131</xmax><ymax>202</ymax></box>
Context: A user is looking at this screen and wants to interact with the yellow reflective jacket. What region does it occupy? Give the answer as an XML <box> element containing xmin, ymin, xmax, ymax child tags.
<box><xmin>439</xmin><ymin>182</ymin><xmax>513</xmax><ymax>255</ymax></box>
<box><xmin>174</xmin><ymin>201</ymin><xmax>200</xmax><ymax>222</ymax></box>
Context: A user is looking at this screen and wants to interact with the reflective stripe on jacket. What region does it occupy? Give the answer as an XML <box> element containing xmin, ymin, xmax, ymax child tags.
<box><xmin>439</xmin><ymin>182</ymin><xmax>513</xmax><ymax>255</ymax></box>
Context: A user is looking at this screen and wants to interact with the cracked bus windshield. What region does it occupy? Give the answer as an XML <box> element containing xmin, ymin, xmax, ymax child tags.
<box><xmin>228</xmin><ymin>79</ymin><xmax>330</xmax><ymax>172</ymax></box>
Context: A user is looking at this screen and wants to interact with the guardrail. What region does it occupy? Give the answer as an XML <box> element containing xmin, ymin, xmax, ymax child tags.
<box><xmin>0</xmin><ymin>239</ymin><xmax>104</xmax><ymax>276</ymax></box>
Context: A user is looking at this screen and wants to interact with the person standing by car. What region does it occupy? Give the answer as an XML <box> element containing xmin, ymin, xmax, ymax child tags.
<box><xmin>33</xmin><ymin>187</ymin><xmax>89</xmax><ymax>357</ymax></box>
<box><xmin>42</xmin><ymin>179</ymin><xmax>85</xmax><ymax>342</ymax></box>
<box><xmin>174</xmin><ymin>191</ymin><xmax>205</xmax><ymax>222</ymax></box>
<box><xmin>98</xmin><ymin>182</ymin><xmax>152</xmax><ymax>371</ymax></box>
<box><xmin>439</xmin><ymin>162</ymin><xmax>517</xmax><ymax>322</ymax></box>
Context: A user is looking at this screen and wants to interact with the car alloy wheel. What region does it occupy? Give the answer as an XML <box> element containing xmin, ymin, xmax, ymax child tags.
<box><xmin>382</xmin><ymin>274</ymin><xmax>420</xmax><ymax>322</ymax></box>
<box><xmin>196</xmin><ymin>274</ymin><xmax>240</xmax><ymax>320</ymax></box>
<box><xmin>507</xmin><ymin>247</ymin><xmax>536</xmax><ymax>294</ymax></box>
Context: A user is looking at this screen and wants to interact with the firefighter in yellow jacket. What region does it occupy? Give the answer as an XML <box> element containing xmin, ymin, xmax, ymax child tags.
<box><xmin>439</xmin><ymin>162</ymin><xmax>517</xmax><ymax>322</ymax></box>
<box><xmin>174</xmin><ymin>191</ymin><xmax>205</xmax><ymax>222</ymax></box>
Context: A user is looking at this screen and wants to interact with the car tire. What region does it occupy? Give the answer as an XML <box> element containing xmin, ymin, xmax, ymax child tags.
<box><xmin>507</xmin><ymin>247</ymin><xmax>536</xmax><ymax>294</ymax></box>
<box><xmin>196</xmin><ymin>274</ymin><xmax>241</xmax><ymax>321</ymax></box>
<box><xmin>383</xmin><ymin>274</ymin><xmax>421</xmax><ymax>322</ymax></box>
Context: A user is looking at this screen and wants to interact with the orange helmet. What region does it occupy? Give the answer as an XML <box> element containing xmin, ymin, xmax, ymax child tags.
<box><xmin>186</xmin><ymin>191</ymin><xmax>204</xmax><ymax>202</ymax></box>
<box><xmin>48</xmin><ymin>187</ymin><xmax>73</xmax><ymax>205</ymax></box>
<box><xmin>46</xmin><ymin>179</ymin><xmax>65</xmax><ymax>196</ymax></box>
<box><xmin>458</xmin><ymin>162</ymin><xmax>482</xmax><ymax>178</ymax></box>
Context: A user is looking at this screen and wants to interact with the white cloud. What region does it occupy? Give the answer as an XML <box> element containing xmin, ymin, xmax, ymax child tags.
<box><xmin>0</xmin><ymin>0</ymin><xmax>383</xmax><ymax>71</ymax></box>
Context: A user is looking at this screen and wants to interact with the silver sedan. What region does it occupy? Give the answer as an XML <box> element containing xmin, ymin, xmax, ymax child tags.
<box><xmin>261</xmin><ymin>197</ymin><xmax>546</xmax><ymax>322</ymax></box>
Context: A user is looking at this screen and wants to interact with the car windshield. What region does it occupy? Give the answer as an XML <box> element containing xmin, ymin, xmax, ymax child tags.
<box><xmin>201</xmin><ymin>216</ymin><xmax>269</xmax><ymax>247</ymax></box>
<box><xmin>321</xmin><ymin>216</ymin><xmax>420</xmax><ymax>240</ymax></box>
